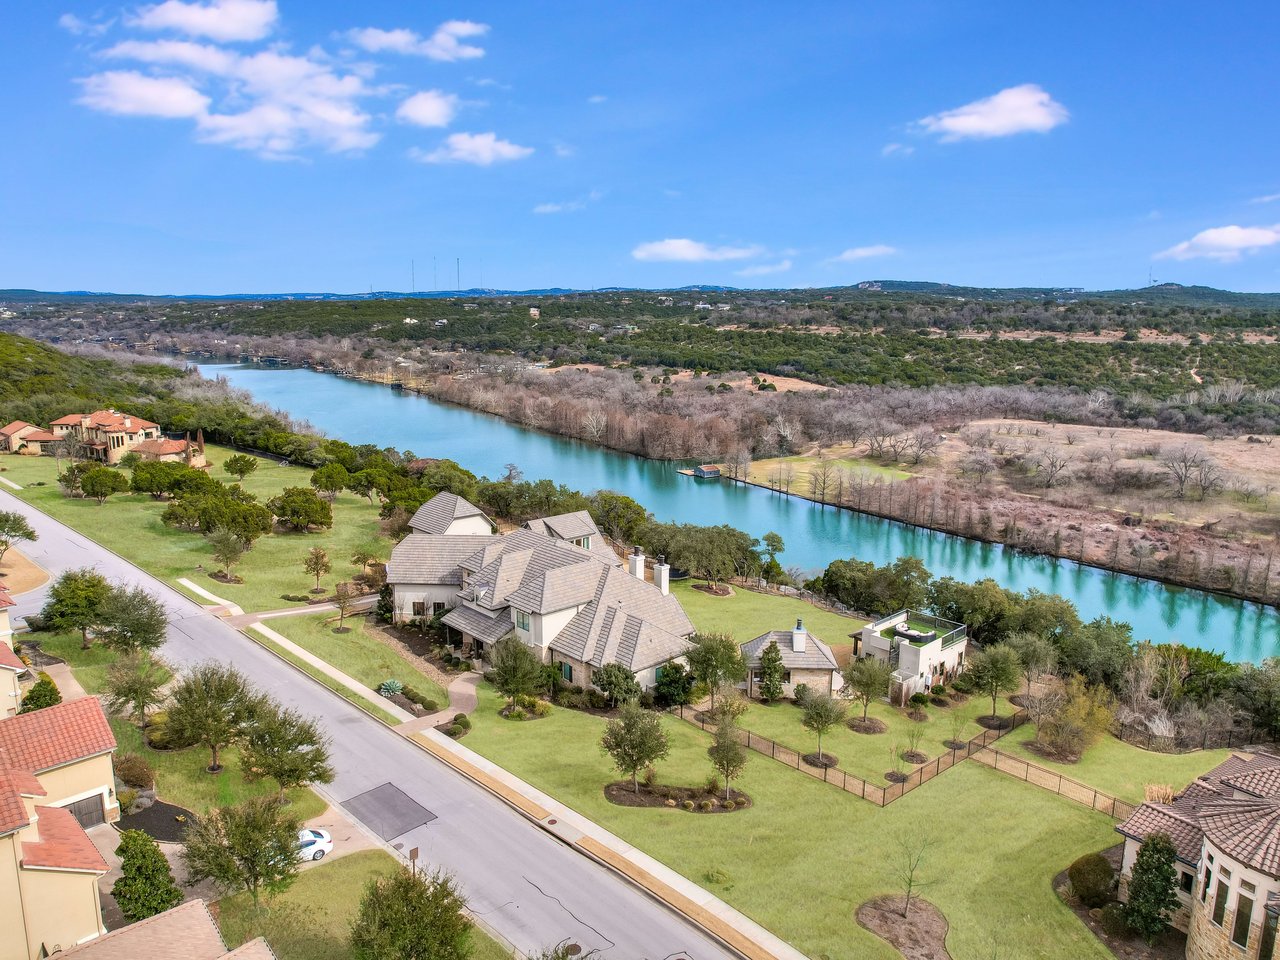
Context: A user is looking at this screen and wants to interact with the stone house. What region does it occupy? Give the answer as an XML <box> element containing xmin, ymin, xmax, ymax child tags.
<box><xmin>47</xmin><ymin>411</ymin><xmax>206</xmax><ymax>468</ymax></box>
<box><xmin>1116</xmin><ymin>751</ymin><xmax>1280</xmax><ymax>958</ymax></box>
<box><xmin>740</xmin><ymin>620</ymin><xmax>843</xmax><ymax>699</ymax></box>
<box><xmin>388</xmin><ymin>494</ymin><xmax>695</xmax><ymax>689</ymax></box>
<box><xmin>0</xmin><ymin>698</ymin><xmax>120</xmax><ymax>959</ymax></box>
<box><xmin>858</xmin><ymin>610</ymin><xmax>969</xmax><ymax>705</ymax></box>
<box><xmin>0</xmin><ymin>423</ymin><xmax>60</xmax><ymax>456</ymax></box>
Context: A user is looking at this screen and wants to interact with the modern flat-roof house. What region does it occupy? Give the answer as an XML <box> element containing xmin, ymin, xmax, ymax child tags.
<box><xmin>48</xmin><ymin>410</ymin><xmax>206</xmax><ymax>467</ymax></box>
<box><xmin>0</xmin><ymin>698</ymin><xmax>120</xmax><ymax>959</ymax></box>
<box><xmin>740</xmin><ymin>620</ymin><xmax>843</xmax><ymax>699</ymax></box>
<box><xmin>388</xmin><ymin>494</ymin><xmax>695</xmax><ymax>689</ymax></box>
<box><xmin>1116</xmin><ymin>752</ymin><xmax>1280</xmax><ymax>958</ymax></box>
<box><xmin>858</xmin><ymin>610</ymin><xmax>968</xmax><ymax>705</ymax></box>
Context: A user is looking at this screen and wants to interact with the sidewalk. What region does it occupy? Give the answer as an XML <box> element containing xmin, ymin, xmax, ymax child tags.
<box><xmin>396</xmin><ymin>672</ymin><xmax>481</xmax><ymax>733</ymax></box>
<box><xmin>412</xmin><ymin>728</ymin><xmax>807</xmax><ymax>960</ymax></box>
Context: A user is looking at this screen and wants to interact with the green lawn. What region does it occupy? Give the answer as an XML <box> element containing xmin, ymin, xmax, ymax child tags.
<box><xmin>267</xmin><ymin>612</ymin><xmax>447</xmax><ymax>707</ymax></box>
<box><xmin>735</xmin><ymin>693</ymin><xmax>1020</xmax><ymax>787</ymax></box>
<box><xmin>997</xmin><ymin>725</ymin><xmax>1232</xmax><ymax>805</ymax></box>
<box><xmin>25</xmin><ymin>630</ymin><xmax>122</xmax><ymax>694</ymax></box>
<box><xmin>669</xmin><ymin>580</ymin><xmax>866</xmax><ymax>659</ymax></box>
<box><xmin>464</xmin><ymin>684</ymin><xmax>1114</xmax><ymax>960</ymax></box>
<box><xmin>217</xmin><ymin>850</ymin><xmax>516</xmax><ymax>960</ymax></box>
<box><xmin>749</xmin><ymin>453</ymin><xmax>913</xmax><ymax>493</ymax></box>
<box><xmin>0</xmin><ymin>445</ymin><xmax>389</xmax><ymax>613</ymax></box>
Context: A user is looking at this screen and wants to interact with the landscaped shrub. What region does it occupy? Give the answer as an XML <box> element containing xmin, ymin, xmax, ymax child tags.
<box><xmin>453</xmin><ymin>713</ymin><xmax>471</xmax><ymax>730</ymax></box>
<box><xmin>114</xmin><ymin>752</ymin><xmax>155</xmax><ymax>789</ymax></box>
<box><xmin>378</xmin><ymin>679</ymin><xmax>404</xmax><ymax>698</ymax></box>
<box><xmin>118</xmin><ymin>788</ymin><xmax>139</xmax><ymax>813</ymax></box>
<box><xmin>279</xmin><ymin>594</ymin><xmax>311</xmax><ymax>603</ymax></box>
<box><xmin>699</xmin><ymin>800</ymin><xmax>714</xmax><ymax>812</ymax></box>
<box><xmin>1068</xmin><ymin>852</ymin><xmax>1116</xmax><ymax>908</ymax></box>
<box><xmin>910</xmin><ymin>692</ymin><xmax>930</xmax><ymax>707</ymax></box>
<box><xmin>587</xmin><ymin>689</ymin><xmax>609</xmax><ymax>710</ymax></box>
<box><xmin>704</xmin><ymin>868</ymin><xmax>731</xmax><ymax>885</ymax></box>
<box><xmin>793</xmin><ymin>683</ymin><xmax>811</xmax><ymax>706</ymax></box>
<box><xmin>444</xmin><ymin>724</ymin><xmax>463</xmax><ymax>738</ymax></box>
<box><xmin>505</xmin><ymin>707</ymin><xmax>528</xmax><ymax>721</ymax></box>
<box><xmin>722</xmin><ymin>800</ymin><xmax>736</xmax><ymax>811</ymax></box>
<box><xmin>705</xmin><ymin>774</ymin><xmax>721</xmax><ymax>795</ymax></box>
<box><xmin>682</xmin><ymin>800</ymin><xmax>695</xmax><ymax>811</ymax></box>
<box><xmin>931</xmin><ymin>684</ymin><xmax>946</xmax><ymax>696</ymax></box>
<box><xmin>1099</xmin><ymin>903</ymin><xmax>1128</xmax><ymax>937</ymax></box>
<box><xmin>639</xmin><ymin>691</ymin><xmax>656</xmax><ymax>710</ymax></box>
<box><xmin>400</xmin><ymin>686</ymin><xmax>439</xmax><ymax>712</ymax></box>
<box><xmin>143</xmin><ymin>710</ymin><xmax>196</xmax><ymax>750</ymax></box>
<box><xmin>642</xmin><ymin>766</ymin><xmax>659</xmax><ymax>789</ymax></box>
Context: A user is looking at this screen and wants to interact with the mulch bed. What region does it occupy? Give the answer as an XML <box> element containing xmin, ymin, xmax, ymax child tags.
<box><xmin>117</xmin><ymin>800</ymin><xmax>197</xmax><ymax>844</ymax></box>
<box><xmin>903</xmin><ymin>750</ymin><xmax>929</xmax><ymax>764</ymax></box>
<box><xmin>885</xmin><ymin>771</ymin><xmax>909</xmax><ymax>783</ymax></box>
<box><xmin>949</xmin><ymin>692</ymin><xmax>969</xmax><ymax>704</ymax></box>
<box><xmin>603</xmin><ymin>781</ymin><xmax>751</xmax><ymax>812</ymax></box>
<box><xmin>943</xmin><ymin>739</ymin><xmax>968</xmax><ymax>751</ymax></box>
<box><xmin>691</xmin><ymin>583</ymin><xmax>733</xmax><ymax>597</ymax></box>
<box><xmin>849</xmin><ymin>716</ymin><xmax>888</xmax><ymax>734</ymax></box>
<box><xmin>907</xmin><ymin>709</ymin><xmax>929</xmax><ymax>722</ymax></box>
<box><xmin>208</xmin><ymin>571</ymin><xmax>244</xmax><ymax>584</ymax></box>
<box><xmin>17</xmin><ymin>643</ymin><xmax>64</xmax><ymax>669</ymax></box>
<box><xmin>930</xmin><ymin>696</ymin><xmax>951</xmax><ymax>708</ymax></box>
<box><xmin>856</xmin><ymin>895</ymin><xmax>951</xmax><ymax>960</ymax></box>
<box><xmin>802</xmin><ymin>752</ymin><xmax>839</xmax><ymax>769</ymax></box>
<box><xmin>976</xmin><ymin>714</ymin><xmax>1015</xmax><ymax>730</ymax></box>
<box><xmin>1022</xmin><ymin>739</ymin><xmax>1083</xmax><ymax>764</ymax></box>
<box><xmin>1054</xmin><ymin>846</ymin><xmax>1186</xmax><ymax>960</ymax></box>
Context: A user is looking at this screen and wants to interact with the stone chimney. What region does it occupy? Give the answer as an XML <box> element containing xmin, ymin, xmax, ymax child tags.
<box><xmin>654</xmin><ymin>555</ymin><xmax>670</xmax><ymax>596</ymax></box>
<box><xmin>792</xmin><ymin>618</ymin><xmax>806</xmax><ymax>653</ymax></box>
<box><xmin>628</xmin><ymin>545</ymin><xmax>645</xmax><ymax>581</ymax></box>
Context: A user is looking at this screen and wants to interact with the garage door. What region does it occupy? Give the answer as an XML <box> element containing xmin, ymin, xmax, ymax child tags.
<box><xmin>64</xmin><ymin>794</ymin><xmax>105</xmax><ymax>828</ymax></box>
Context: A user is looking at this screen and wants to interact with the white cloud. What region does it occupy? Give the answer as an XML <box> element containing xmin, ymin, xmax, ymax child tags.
<box><xmin>881</xmin><ymin>142</ymin><xmax>914</xmax><ymax>157</ymax></box>
<box><xmin>917</xmin><ymin>83</ymin><xmax>1068</xmax><ymax>141</ymax></box>
<box><xmin>828</xmin><ymin>245</ymin><xmax>898</xmax><ymax>262</ymax></box>
<box><xmin>736</xmin><ymin>259</ymin><xmax>792</xmax><ymax>277</ymax></box>
<box><xmin>347</xmin><ymin>20</ymin><xmax>488</xmax><ymax>61</ymax></box>
<box><xmin>532</xmin><ymin>190</ymin><xmax>601</xmax><ymax>214</ymax></box>
<box><xmin>587</xmin><ymin>94</ymin><xmax>607</xmax><ymax>104</ymax></box>
<box><xmin>105</xmin><ymin>38</ymin><xmax>239</xmax><ymax>73</ymax></box>
<box><xmin>129</xmin><ymin>0</ymin><xmax>278</xmax><ymax>42</ymax></box>
<box><xmin>1250</xmin><ymin>193</ymin><xmax>1280</xmax><ymax>205</ymax></box>
<box><xmin>631</xmin><ymin>239</ymin><xmax>764</xmax><ymax>262</ymax></box>
<box><xmin>59</xmin><ymin>13</ymin><xmax>113</xmax><ymax>36</ymax></box>
<box><xmin>414</xmin><ymin>131</ymin><xmax>533</xmax><ymax>165</ymax></box>
<box><xmin>396</xmin><ymin>90</ymin><xmax>458</xmax><ymax>128</ymax></box>
<box><xmin>1155</xmin><ymin>224</ymin><xmax>1280</xmax><ymax>262</ymax></box>
<box><xmin>552</xmin><ymin>142</ymin><xmax>575</xmax><ymax>158</ymax></box>
<box><xmin>78</xmin><ymin>70</ymin><xmax>210</xmax><ymax>117</ymax></box>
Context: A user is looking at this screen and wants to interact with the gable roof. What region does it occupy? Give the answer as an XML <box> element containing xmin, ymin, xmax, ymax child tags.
<box><xmin>21</xmin><ymin>430</ymin><xmax>58</xmax><ymax>443</ymax></box>
<box><xmin>52</xmin><ymin>411</ymin><xmax>159</xmax><ymax>434</ymax></box>
<box><xmin>133</xmin><ymin>438</ymin><xmax>192</xmax><ymax>457</ymax></box>
<box><xmin>408</xmin><ymin>492</ymin><xmax>493</xmax><ymax>535</ymax></box>
<box><xmin>0</xmin><ymin>698</ymin><xmax>116</xmax><ymax>774</ymax></box>
<box><xmin>0</xmin><ymin>421</ymin><xmax>34</xmax><ymax>437</ymax></box>
<box><xmin>522</xmin><ymin>511</ymin><xmax>620</xmax><ymax>565</ymax></box>
<box><xmin>740</xmin><ymin>629</ymin><xmax>839</xmax><ymax>672</ymax></box>
<box><xmin>0</xmin><ymin>643</ymin><xmax>25</xmax><ymax>671</ymax></box>
<box><xmin>441</xmin><ymin>604</ymin><xmax>513</xmax><ymax>645</ymax></box>
<box><xmin>0</xmin><ymin>761</ymin><xmax>42</xmax><ymax>835</ymax></box>
<box><xmin>386</xmin><ymin>534</ymin><xmax>501</xmax><ymax>586</ymax></box>
<box><xmin>60</xmin><ymin>899</ymin><xmax>273</xmax><ymax>960</ymax></box>
<box><xmin>22</xmin><ymin>804</ymin><xmax>108</xmax><ymax>873</ymax></box>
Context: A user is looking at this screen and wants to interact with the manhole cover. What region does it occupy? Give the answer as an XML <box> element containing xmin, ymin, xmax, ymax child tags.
<box><xmin>547</xmin><ymin>818</ymin><xmax>557</xmax><ymax>825</ymax></box>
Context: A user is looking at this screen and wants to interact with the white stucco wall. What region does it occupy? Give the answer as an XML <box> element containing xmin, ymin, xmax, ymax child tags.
<box><xmin>443</xmin><ymin>515</ymin><xmax>494</xmax><ymax>536</ymax></box>
<box><xmin>392</xmin><ymin>584</ymin><xmax>459</xmax><ymax>623</ymax></box>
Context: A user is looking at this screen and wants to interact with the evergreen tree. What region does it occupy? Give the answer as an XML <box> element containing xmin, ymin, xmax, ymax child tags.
<box><xmin>757</xmin><ymin>640</ymin><xmax>786</xmax><ymax>702</ymax></box>
<box><xmin>223</xmin><ymin>454</ymin><xmax>258</xmax><ymax>481</ymax></box>
<box><xmin>240</xmin><ymin>704</ymin><xmax>334</xmax><ymax>800</ymax></box>
<box><xmin>490</xmin><ymin>636</ymin><xmax>542</xmax><ymax>709</ymax></box>
<box><xmin>600</xmin><ymin>700</ymin><xmax>670</xmax><ymax>792</ymax></box>
<box><xmin>376</xmin><ymin>583</ymin><xmax>394</xmax><ymax>624</ymax></box>
<box><xmin>686</xmin><ymin>632</ymin><xmax>747</xmax><ymax>709</ymax></box>
<box><xmin>98</xmin><ymin>584</ymin><xmax>168</xmax><ymax>654</ymax></box>
<box><xmin>593</xmin><ymin>663</ymin><xmax>642</xmax><ymax>708</ymax></box>
<box><xmin>350</xmin><ymin>867</ymin><xmax>472</xmax><ymax>960</ymax></box>
<box><xmin>1124</xmin><ymin>833</ymin><xmax>1180</xmax><ymax>944</ymax></box>
<box><xmin>653</xmin><ymin>661</ymin><xmax>695</xmax><ymax>708</ymax></box>
<box><xmin>166</xmin><ymin>663</ymin><xmax>261</xmax><ymax>772</ymax></box>
<box><xmin>181</xmin><ymin>797</ymin><xmax>301</xmax><ymax>908</ymax></box>
<box><xmin>843</xmin><ymin>657</ymin><xmax>894</xmax><ymax>720</ymax></box>
<box><xmin>707</xmin><ymin>716</ymin><xmax>747</xmax><ymax>801</ymax></box>
<box><xmin>0</xmin><ymin>511</ymin><xmax>37</xmax><ymax>564</ymax></box>
<box><xmin>103</xmin><ymin>652</ymin><xmax>169</xmax><ymax>725</ymax></box>
<box><xmin>112</xmin><ymin>829</ymin><xmax>182</xmax><ymax>923</ymax></box>
<box><xmin>41</xmin><ymin>567</ymin><xmax>111</xmax><ymax>649</ymax></box>
<box><xmin>19</xmin><ymin>674</ymin><xmax>61</xmax><ymax>713</ymax></box>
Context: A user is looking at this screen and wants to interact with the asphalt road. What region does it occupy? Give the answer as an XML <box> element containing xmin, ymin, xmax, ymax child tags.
<box><xmin>2</xmin><ymin>491</ymin><xmax>734</xmax><ymax>960</ymax></box>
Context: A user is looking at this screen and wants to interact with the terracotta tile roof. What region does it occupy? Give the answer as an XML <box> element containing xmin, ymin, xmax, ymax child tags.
<box><xmin>51</xmin><ymin>414</ymin><xmax>86</xmax><ymax>425</ymax></box>
<box><xmin>1224</xmin><ymin>765</ymin><xmax>1280</xmax><ymax>799</ymax></box>
<box><xmin>1200</xmin><ymin>797</ymin><xmax>1280</xmax><ymax>877</ymax></box>
<box><xmin>22</xmin><ymin>805</ymin><xmax>108</xmax><ymax>872</ymax></box>
<box><xmin>0</xmin><ymin>698</ymin><xmax>116</xmax><ymax>773</ymax></box>
<box><xmin>133</xmin><ymin>438</ymin><xmax>190</xmax><ymax>457</ymax></box>
<box><xmin>0</xmin><ymin>767</ymin><xmax>35</xmax><ymax>834</ymax></box>
<box><xmin>0</xmin><ymin>591</ymin><xmax>13</xmax><ymax>610</ymax></box>
<box><xmin>224</xmin><ymin>940</ymin><xmax>277</xmax><ymax>959</ymax></box>
<box><xmin>21</xmin><ymin>430</ymin><xmax>58</xmax><ymax>443</ymax></box>
<box><xmin>0</xmin><ymin>643</ymin><xmax>24</xmax><ymax>669</ymax></box>
<box><xmin>0</xmin><ymin>421</ymin><xmax>33</xmax><ymax>436</ymax></box>
<box><xmin>1116</xmin><ymin>802</ymin><xmax>1206</xmax><ymax>865</ymax></box>
<box><xmin>60</xmin><ymin>900</ymin><xmax>232</xmax><ymax>959</ymax></box>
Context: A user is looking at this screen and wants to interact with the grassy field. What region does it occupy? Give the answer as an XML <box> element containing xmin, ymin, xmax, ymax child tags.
<box><xmin>669</xmin><ymin>580</ymin><xmax>865</xmax><ymax>661</ymax></box>
<box><xmin>267</xmin><ymin>612</ymin><xmax>447</xmax><ymax>707</ymax></box>
<box><xmin>464</xmin><ymin>684</ymin><xmax>1114</xmax><ymax>960</ymax></box>
<box><xmin>735</xmin><ymin>693</ymin><xmax>1020</xmax><ymax>787</ymax></box>
<box><xmin>217</xmin><ymin>850</ymin><xmax>514</xmax><ymax>960</ymax></box>
<box><xmin>0</xmin><ymin>445</ymin><xmax>388</xmax><ymax>613</ymax></box>
<box><xmin>748</xmin><ymin>451</ymin><xmax>912</xmax><ymax>495</ymax></box>
<box><xmin>996</xmin><ymin>725</ymin><xmax>1232</xmax><ymax>805</ymax></box>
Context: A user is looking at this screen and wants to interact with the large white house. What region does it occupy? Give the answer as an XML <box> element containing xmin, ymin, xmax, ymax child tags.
<box><xmin>387</xmin><ymin>494</ymin><xmax>695</xmax><ymax>689</ymax></box>
<box><xmin>858</xmin><ymin>610</ymin><xmax>969</xmax><ymax>705</ymax></box>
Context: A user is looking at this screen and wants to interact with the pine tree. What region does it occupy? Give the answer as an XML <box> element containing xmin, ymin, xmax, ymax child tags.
<box><xmin>757</xmin><ymin>640</ymin><xmax>786</xmax><ymax>702</ymax></box>
<box><xmin>1124</xmin><ymin>832</ymin><xmax>1180</xmax><ymax>944</ymax></box>
<box><xmin>112</xmin><ymin>829</ymin><xmax>182</xmax><ymax>922</ymax></box>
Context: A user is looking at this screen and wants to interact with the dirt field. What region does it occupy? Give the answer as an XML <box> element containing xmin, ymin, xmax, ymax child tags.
<box><xmin>0</xmin><ymin>547</ymin><xmax>48</xmax><ymax>596</ymax></box>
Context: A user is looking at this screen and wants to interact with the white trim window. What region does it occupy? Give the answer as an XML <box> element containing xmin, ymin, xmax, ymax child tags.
<box><xmin>515</xmin><ymin>610</ymin><xmax>531</xmax><ymax>631</ymax></box>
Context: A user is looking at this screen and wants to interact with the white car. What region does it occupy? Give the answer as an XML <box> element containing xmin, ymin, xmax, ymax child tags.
<box><xmin>297</xmin><ymin>828</ymin><xmax>333</xmax><ymax>861</ymax></box>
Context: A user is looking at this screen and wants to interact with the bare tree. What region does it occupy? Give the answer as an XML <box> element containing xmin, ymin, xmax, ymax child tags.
<box><xmin>1036</xmin><ymin>449</ymin><xmax>1072</xmax><ymax>488</ymax></box>
<box><xmin>1194</xmin><ymin>456</ymin><xmax>1224</xmax><ymax>501</ymax></box>
<box><xmin>895</xmin><ymin>835</ymin><xmax>934</xmax><ymax>919</ymax></box>
<box><xmin>1160</xmin><ymin>445</ymin><xmax>1200</xmax><ymax>499</ymax></box>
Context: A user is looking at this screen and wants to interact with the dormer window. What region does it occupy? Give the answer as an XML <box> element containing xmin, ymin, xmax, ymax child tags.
<box><xmin>574</xmin><ymin>536</ymin><xmax>592</xmax><ymax>550</ymax></box>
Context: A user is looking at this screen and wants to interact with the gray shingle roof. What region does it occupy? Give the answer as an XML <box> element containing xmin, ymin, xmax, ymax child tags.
<box><xmin>522</xmin><ymin>511</ymin><xmax>621</xmax><ymax>565</ymax></box>
<box><xmin>409</xmin><ymin>492</ymin><xmax>493</xmax><ymax>535</ymax></box>
<box><xmin>740</xmin><ymin>629</ymin><xmax>839</xmax><ymax>672</ymax></box>
<box><xmin>441</xmin><ymin>604</ymin><xmax>513</xmax><ymax>644</ymax></box>
<box><xmin>387</xmin><ymin>534</ymin><xmax>501</xmax><ymax>585</ymax></box>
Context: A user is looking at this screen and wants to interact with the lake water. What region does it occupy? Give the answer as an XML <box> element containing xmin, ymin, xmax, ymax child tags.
<box><xmin>199</xmin><ymin>363</ymin><xmax>1280</xmax><ymax>661</ymax></box>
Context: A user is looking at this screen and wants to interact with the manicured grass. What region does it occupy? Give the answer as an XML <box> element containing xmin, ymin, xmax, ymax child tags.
<box><xmin>217</xmin><ymin>849</ymin><xmax>514</xmax><ymax>960</ymax></box>
<box><xmin>749</xmin><ymin>452</ymin><xmax>912</xmax><ymax>493</ymax></box>
<box><xmin>464</xmin><ymin>684</ymin><xmax>1115</xmax><ymax>960</ymax></box>
<box><xmin>24</xmin><ymin>630</ymin><xmax>122</xmax><ymax>694</ymax></box>
<box><xmin>735</xmin><ymin>693</ymin><xmax>1020</xmax><ymax>786</ymax></box>
<box><xmin>111</xmin><ymin>719</ymin><xmax>326</xmax><ymax>819</ymax></box>
<box><xmin>247</xmin><ymin>629</ymin><xmax>404</xmax><ymax>726</ymax></box>
<box><xmin>670</xmin><ymin>580</ymin><xmax>865</xmax><ymax>661</ymax></box>
<box><xmin>267</xmin><ymin>612</ymin><xmax>447</xmax><ymax>707</ymax></box>
<box><xmin>997</xmin><ymin>725</ymin><xmax>1233</xmax><ymax>805</ymax></box>
<box><xmin>0</xmin><ymin>445</ymin><xmax>390</xmax><ymax>613</ymax></box>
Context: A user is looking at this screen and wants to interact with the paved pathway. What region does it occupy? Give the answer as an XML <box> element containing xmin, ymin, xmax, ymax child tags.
<box><xmin>397</xmin><ymin>672</ymin><xmax>482</xmax><ymax>733</ymax></box>
<box><xmin>1</xmin><ymin>490</ymin><xmax>740</xmax><ymax>960</ymax></box>
<box><xmin>175</xmin><ymin>577</ymin><xmax>244</xmax><ymax>617</ymax></box>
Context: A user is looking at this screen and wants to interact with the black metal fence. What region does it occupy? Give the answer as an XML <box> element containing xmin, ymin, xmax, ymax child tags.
<box><xmin>1113</xmin><ymin>721</ymin><xmax>1269</xmax><ymax>754</ymax></box>
<box><xmin>971</xmin><ymin>746</ymin><xmax>1137</xmax><ymax>819</ymax></box>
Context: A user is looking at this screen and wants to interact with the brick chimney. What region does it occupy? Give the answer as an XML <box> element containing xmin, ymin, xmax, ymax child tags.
<box><xmin>791</xmin><ymin>618</ymin><xmax>806</xmax><ymax>653</ymax></box>
<box><xmin>654</xmin><ymin>555</ymin><xmax>670</xmax><ymax>596</ymax></box>
<box><xmin>628</xmin><ymin>545</ymin><xmax>645</xmax><ymax>580</ymax></box>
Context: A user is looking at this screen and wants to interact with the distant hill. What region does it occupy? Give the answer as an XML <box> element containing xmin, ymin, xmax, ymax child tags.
<box><xmin>3</xmin><ymin>281</ymin><xmax>1278</xmax><ymax>309</ymax></box>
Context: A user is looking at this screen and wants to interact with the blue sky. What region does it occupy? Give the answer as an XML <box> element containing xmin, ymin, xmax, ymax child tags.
<box><xmin>3</xmin><ymin>1</ymin><xmax>1279</xmax><ymax>294</ymax></box>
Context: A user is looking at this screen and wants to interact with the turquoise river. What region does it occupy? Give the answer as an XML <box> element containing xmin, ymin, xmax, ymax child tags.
<box><xmin>199</xmin><ymin>363</ymin><xmax>1280</xmax><ymax>661</ymax></box>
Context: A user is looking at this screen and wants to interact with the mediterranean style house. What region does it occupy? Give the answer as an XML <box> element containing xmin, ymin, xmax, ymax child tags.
<box><xmin>1116</xmin><ymin>751</ymin><xmax>1280</xmax><ymax>959</ymax></box>
<box><xmin>740</xmin><ymin>620</ymin><xmax>843</xmax><ymax>699</ymax></box>
<box><xmin>0</xmin><ymin>586</ymin><xmax>27</xmax><ymax>718</ymax></box>
<box><xmin>33</xmin><ymin>411</ymin><xmax>208</xmax><ymax>467</ymax></box>
<box><xmin>0</xmin><ymin>697</ymin><xmax>120</xmax><ymax>960</ymax></box>
<box><xmin>58</xmin><ymin>898</ymin><xmax>274</xmax><ymax>959</ymax></box>
<box><xmin>0</xmin><ymin>423</ymin><xmax>59</xmax><ymax>456</ymax></box>
<box><xmin>858</xmin><ymin>610</ymin><xmax>969</xmax><ymax>705</ymax></box>
<box><xmin>388</xmin><ymin>493</ymin><xmax>695</xmax><ymax>689</ymax></box>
